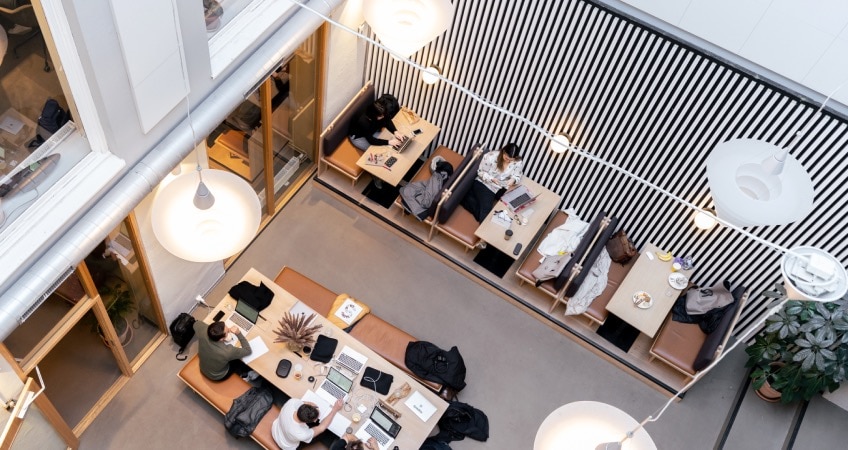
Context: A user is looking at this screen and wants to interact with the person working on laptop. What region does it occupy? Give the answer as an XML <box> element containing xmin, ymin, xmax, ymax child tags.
<box><xmin>330</xmin><ymin>433</ymin><xmax>379</xmax><ymax>450</ymax></box>
<box><xmin>193</xmin><ymin>320</ymin><xmax>252</xmax><ymax>380</ymax></box>
<box><xmin>461</xmin><ymin>143</ymin><xmax>524</xmax><ymax>222</ymax></box>
<box><xmin>348</xmin><ymin>97</ymin><xmax>405</xmax><ymax>151</ymax></box>
<box><xmin>272</xmin><ymin>398</ymin><xmax>343</xmax><ymax>450</ymax></box>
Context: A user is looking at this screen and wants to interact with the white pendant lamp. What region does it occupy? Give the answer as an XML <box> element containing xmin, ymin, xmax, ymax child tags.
<box><xmin>705</xmin><ymin>138</ymin><xmax>814</xmax><ymax>227</ymax></box>
<box><xmin>781</xmin><ymin>246</ymin><xmax>847</xmax><ymax>302</ymax></box>
<box><xmin>535</xmin><ymin>401</ymin><xmax>656</xmax><ymax>450</ymax></box>
<box><xmin>152</xmin><ymin>168</ymin><xmax>261</xmax><ymax>262</ymax></box>
<box><xmin>551</xmin><ymin>134</ymin><xmax>571</xmax><ymax>154</ymax></box>
<box><xmin>362</xmin><ymin>0</ymin><xmax>454</xmax><ymax>59</ymax></box>
<box><xmin>693</xmin><ymin>210</ymin><xmax>717</xmax><ymax>230</ymax></box>
<box><xmin>421</xmin><ymin>66</ymin><xmax>441</xmax><ymax>85</ymax></box>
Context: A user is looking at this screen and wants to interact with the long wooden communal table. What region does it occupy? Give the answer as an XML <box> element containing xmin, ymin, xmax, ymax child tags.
<box><xmin>206</xmin><ymin>268</ymin><xmax>448</xmax><ymax>449</ymax></box>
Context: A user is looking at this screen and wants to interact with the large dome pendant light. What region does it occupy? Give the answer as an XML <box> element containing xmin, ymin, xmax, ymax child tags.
<box><xmin>362</xmin><ymin>0</ymin><xmax>454</xmax><ymax>59</ymax></box>
<box><xmin>152</xmin><ymin>165</ymin><xmax>261</xmax><ymax>263</ymax></box>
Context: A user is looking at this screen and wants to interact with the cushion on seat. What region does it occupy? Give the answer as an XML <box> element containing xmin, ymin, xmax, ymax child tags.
<box><xmin>273</xmin><ymin>267</ymin><xmax>338</xmax><ymax>316</ymax></box>
<box><xmin>324</xmin><ymin>140</ymin><xmax>365</xmax><ymax>178</ymax></box>
<box><xmin>408</xmin><ymin>146</ymin><xmax>464</xmax><ymax>185</ymax></box>
<box><xmin>350</xmin><ymin>314</ymin><xmax>442</xmax><ymax>392</ymax></box>
<box><xmin>555</xmin><ymin>212</ymin><xmax>606</xmax><ymax>291</ymax></box>
<box><xmin>693</xmin><ymin>286</ymin><xmax>746</xmax><ymax>370</ymax></box>
<box><xmin>178</xmin><ymin>355</ymin><xmax>282</xmax><ymax>450</ymax></box>
<box><xmin>437</xmin><ymin>208</ymin><xmax>482</xmax><ymax>248</ymax></box>
<box><xmin>583</xmin><ymin>256</ymin><xmax>636</xmax><ymax>324</ymax></box>
<box><xmin>650</xmin><ymin>318</ymin><xmax>706</xmax><ymax>376</ymax></box>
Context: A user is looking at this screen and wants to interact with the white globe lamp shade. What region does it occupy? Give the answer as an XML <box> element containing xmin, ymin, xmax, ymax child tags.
<box><xmin>781</xmin><ymin>246</ymin><xmax>847</xmax><ymax>303</ymax></box>
<box><xmin>363</xmin><ymin>0</ymin><xmax>454</xmax><ymax>59</ymax></box>
<box><xmin>551</xmin><ymin>134</ymin><xmax>571</xmax><ymax>154</ymax></box>
<box><xmin>152</xmin><ymin>169</ymin><xmax>261</xmax><ymax>262</ymax></box>
<box><xmin>422</xmin><ymin>66</ymin><xmax>441</xmax><ymax>85</ymax></box>
<box><xmin>535</xmin><ymin>401</ymin><xmax>656</xmax><ymax>450</ymax></box>
<box><xmin>705</xmin><ymin>138</ymin><xmax>814</xmax><ymax>227</ymax></box>
<box><xmin>693</xmin><ymin>210</ymin><xmax>717</xmax><ymax>230</ymax></box>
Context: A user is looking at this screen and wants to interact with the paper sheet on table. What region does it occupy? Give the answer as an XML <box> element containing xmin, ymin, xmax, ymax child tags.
<box><xmin>0</xmin><ymin>115</ymin><xmax>23</xmax><ymax>135</ymax></box>
<box><xmin>241</xmin><ymin>336</ymin><xmax>269</xmax><ymax>363</ymax></box>
<box><xmin>404</xmin><ymin>390</ymin><xmax>437</xmax><ymax>422</ymax></box>
<box><xmin>302</xmin><ymin>390</ymin><xmax>351</xmax><ymax>436</ymax></box>
<box><xmin>490</xmin><ymin>210</ymin><xmax>513</xmax><ymax>228</ymax></box>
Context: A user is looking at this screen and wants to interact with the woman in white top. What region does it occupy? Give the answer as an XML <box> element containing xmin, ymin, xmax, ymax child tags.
<box><xmin>461</xmin><ymin>143</ymin><xmax>524</xmax><ymax>222</ymax></box>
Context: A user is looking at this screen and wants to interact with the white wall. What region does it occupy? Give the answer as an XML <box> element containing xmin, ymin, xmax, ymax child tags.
<box><xmin>323</xmin><ymin>0</ymin><xmax>368</xmax><ymax>128</ymax></box>
<box><xmin>621</xmin><ymin>0</ymin><xmax>848</xmax><ymax>107</ymax></box>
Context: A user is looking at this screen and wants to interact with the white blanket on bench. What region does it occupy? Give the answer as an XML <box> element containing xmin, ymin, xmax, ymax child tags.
<box><xmin>537</xmin><ymin>214</ymin><xmax>588</xmax><ymax>257</ymax></box>
<box><xmin>565</xmin><ymin>248</ymin><xmax>612</xmax><ymax>316</ymax></box>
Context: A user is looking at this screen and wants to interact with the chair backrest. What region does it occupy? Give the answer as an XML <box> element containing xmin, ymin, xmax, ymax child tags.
<box><xmin>320</xmin><ymin>82</ymin><xmax>374</xmax><ymax>157</ymax></box>
<box><xmin>554</xmin><ymin>212</ymin><xmax>606</xmax><ymax>292</ymax></box>
<box><xmin>692</xmin><ymin>286</ymin><xmax>748</xmax><ymax>371</ymax></box>
<box><xmin>433</xmin><ymin>144</ymin><xmax>485</xmax><ymax>223</ymax></box>
<box><xmin>564</xmin><ymin>216</ymin><xmax>619</xmax><ymax>298</ymax></box>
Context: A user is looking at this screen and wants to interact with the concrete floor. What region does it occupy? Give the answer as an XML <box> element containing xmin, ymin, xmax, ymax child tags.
<box><xmin>79</xmin><ymin>181</ymin><xmax>848</xmax><ymax>449</ymax></box>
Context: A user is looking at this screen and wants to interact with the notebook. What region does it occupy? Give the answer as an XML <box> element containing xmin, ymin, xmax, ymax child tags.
<box><xmin>316</xmin><ymin>366</ymin><xmax>354</xmax><ymax>405</ymax></box>
<box><xmin>355</xmin><ymin>406</ymin><xmax>401</xmax><ymax>450</ymax></box>
<box><xmin>302</xmin><ymin>390</ymin><xmax>352</xmax><ymax>436</ymax></box>
<box><xmin>335</xmin><ymin>345</ymin><xmax>368</xmax><ymax>375</ymax></box>
<box><xmin>226</xmin><ymin>300</ymin><xmax>259</xmax><ymax>335</ymax></box>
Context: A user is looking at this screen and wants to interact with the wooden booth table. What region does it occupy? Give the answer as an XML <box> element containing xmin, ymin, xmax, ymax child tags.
<box><xmin>355</xmin><ymin>109</ymin><xmax>440</xmax><ymax>187</ymax></box>
<box><xmin>0</xmin><ymin>108</ymin><xmax>37</xmax><ymax>178</ymax></box>
<box><xmin>474</xmin><ymin>178</ymin><xmax>561</xmax><ymax>259</ymax></box>
<box><xmin>206</xmin><ymin>269</ymin><xmax>448</xmax><ymax>449</ymax></box>
<box><xmin>604</xmin><ymin>243</ymin><xmax>694</xmax><ymax>337</ymax></box>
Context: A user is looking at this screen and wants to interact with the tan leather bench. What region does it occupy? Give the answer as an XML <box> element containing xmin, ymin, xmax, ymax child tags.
<box><xmin>582</xmin><ymin>257</ymin><xmax>636</xmax><ymax>326</ymax></box>
<box><xmin>273</xmin><ymin>267</ymin><xmax>443</xmax><ymax>393</ymax></box>
<box><xmin>319</xmin><ymin>82</ymin><xmax>374</xmax><ymax>186</ymax></box>
<box><xmin>649</xmin><ymin>287</ymin><xmax>748</xmax><ymax>379</ymax></box>
<box><xmin>395</xmin><ymin>145</ymin><xmax>464</xmax><ymax>213</ymax></box>
<box><xmin>178</xmin><ymin>355</ymin><xmax>285</xmax><ymax>450</ymax></box>
<box><xmin>427</xmin><ymin>144</ymin><xmax>485</xmax><ymax>251</ymax></box>
<box><xmin>516</xmin><ymin>210</ymin><xmax>569</xmax><ymax>298</ymax></box>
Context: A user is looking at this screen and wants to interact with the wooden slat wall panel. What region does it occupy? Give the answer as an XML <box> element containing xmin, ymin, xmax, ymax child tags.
<box><xmin>364</xmin><ymin>0</ymin><xmax>848</xmax><ymax>331</ymax></box>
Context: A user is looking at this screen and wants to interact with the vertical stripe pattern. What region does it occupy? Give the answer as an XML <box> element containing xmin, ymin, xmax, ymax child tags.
<box><xmin>364</xmin><ymin>0</ymin><xmax>848</xmax><ymax>331</ymax></box>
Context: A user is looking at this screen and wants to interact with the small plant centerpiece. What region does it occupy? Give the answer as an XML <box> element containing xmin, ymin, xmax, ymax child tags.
<box><xmin>745</xmin><ymin>283</ymin><xmax>848</xmax><ymax>403</ymax></box>
<box><xmin>273</xmin><ymin>312</ymin><xmax>322</xmax><ymax>352</ymax></box>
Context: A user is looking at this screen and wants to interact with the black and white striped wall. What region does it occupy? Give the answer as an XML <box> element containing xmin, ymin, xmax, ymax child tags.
<box><xmin>364</xmin><ymin>0</ymin><xmax>848</xmax><ymax>331</ymax></box>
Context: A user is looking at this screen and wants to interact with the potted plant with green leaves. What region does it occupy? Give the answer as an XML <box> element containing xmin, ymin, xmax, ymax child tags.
<box><xmin>745</xmin><ymin>283</ymin><xmax>848</xmax><ymax>403</ymax></box>
<box><xmin>95</xmin><ymin>281</ymin><xmax>137</xmax><ymax>347</ymax></box>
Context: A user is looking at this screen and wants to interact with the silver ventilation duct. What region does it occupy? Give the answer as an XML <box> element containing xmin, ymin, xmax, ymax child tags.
<box><xmin>0</xmin><ymin>0</ymin><xmax>342</xmax><ymax>341</ymax></box>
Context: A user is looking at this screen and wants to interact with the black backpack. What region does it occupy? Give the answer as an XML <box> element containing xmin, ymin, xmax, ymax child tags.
<box><xmin>433</xmin><ymin>401</ymin><xmax>489</xmax><ymax>442</ymax></box>
<box><xmin>37</xmin><ymin>99</ymin><xmax>69</xmax><ymax>135</ymax></box>
<box><xmin>169</xmin><ymin>313</ymin><xmax>196</xmax><ymax>360</ymax></box>
<box><xmin>405</xmin><ymin>341</ymin><xmax>467</xmax><ymax>391</ymax></box>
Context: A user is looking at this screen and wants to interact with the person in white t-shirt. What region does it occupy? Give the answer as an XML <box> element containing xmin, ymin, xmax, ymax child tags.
<box><xmin>272</xmin><ymin>398</ymin><xmax>343</xmax><ymax>450</ymax></box>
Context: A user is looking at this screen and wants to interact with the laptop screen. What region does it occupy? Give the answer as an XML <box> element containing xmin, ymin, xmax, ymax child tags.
<box><xmin>235</xmin><ymin>300</ymin><xmax>259</xmax><ymax>323</ymax></box>
<box><xmin>371</xmin><ymin>406</ymin><xmax>398</xmax><ymax>436</ymax></box>
<box><xmin>327</xmin><ymin>367</ymin><xmax>353</xmax><ymax>391</ymax></box>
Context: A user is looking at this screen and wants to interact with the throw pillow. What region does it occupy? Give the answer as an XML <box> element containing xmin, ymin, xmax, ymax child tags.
<box><xmin>328</xmin><ymin>293</ymin><xmax>370</xmax><ymax>329</ymax></box>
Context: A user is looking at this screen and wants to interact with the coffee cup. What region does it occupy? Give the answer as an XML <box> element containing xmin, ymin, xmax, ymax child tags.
<box><xmin>671</xmin><ymin>262</ymin><xmax>682</xmax><ymax>272</ymax></box>
<box><xmin>504</xmin><ymin>229</ymin><xmax>513</xmax><ymax>240</ymax></box>
<box><xmin>293</xmin><ymin>363</ymin><xmax>303</xmax><ymax>380</ymax></box>
<box><xmin>352</xmin><ymin>413</ymin><xmax>361</xmax><ymax>423</ymax></box>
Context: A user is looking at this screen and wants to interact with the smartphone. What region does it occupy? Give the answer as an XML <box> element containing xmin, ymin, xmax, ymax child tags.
<box><xmin>213</xmin><ymin>310</ymin><xmax>225</xmax><ymax>322</ymax></box>
<box><xmin>413</xmin><ymin>128</ymin><xmax>423</xmax><ymax>135</ymax></box>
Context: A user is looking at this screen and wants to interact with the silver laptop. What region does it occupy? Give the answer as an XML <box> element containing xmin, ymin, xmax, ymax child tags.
<box><xmin>355</xmin><ymin>406</ymin><xmax>402</xmax><ymax>450</ymax></box>
<box><xmin>226</xmin><ymin>300</ymin><xmax>259</xmax><ymax>334</ymax></box>
<box><xmin>316</xmin><ymin>366</ymin><xmax>354</xmax><ymax>405</ymax></box>
<box><xmin>501</xmin><ymin>184</ymin><xmax>538</xmax><ymax>211</ymax></box>
<box><xmin>392</xmin><ymin>134</ymin><xmax>415</xmax><ymax>153</ymax></box>
<box><xmin>335</xmin><ymin>345</ymin><xmax>368</xmax><ymax>375</ymax></box>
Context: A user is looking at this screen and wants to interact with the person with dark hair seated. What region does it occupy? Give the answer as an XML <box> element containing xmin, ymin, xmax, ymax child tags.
<box><xmin>192</xmin><ymin>320</ymin><xmax>252</xmax><ymax>380</ymax></box>
<box><xmin>348</xmin><ymin>98</ymin><xmax>405</xmax><ymax>151</ymax></box>
<box><xmin>330</xmin><ymin>432</ymin><xmax>378</xmax><ymax>450</ymax></box>
<box><xmin>272</xmin><ymin>399</ymin><xmax>343</xmax><ymax>450</ymax></box>
<box><xmin>461</xmin><ymin>142</ymin><xmax>524</xmax><ymax>222</ymax></box>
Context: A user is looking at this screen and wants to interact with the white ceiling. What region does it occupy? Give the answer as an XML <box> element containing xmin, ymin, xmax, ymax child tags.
<box><xmin>622</xmin><ymin>0</ymin><xmax>848</xmax><ymax>107</ymax></box>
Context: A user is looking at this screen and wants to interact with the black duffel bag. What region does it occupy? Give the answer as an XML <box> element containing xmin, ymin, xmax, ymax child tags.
<box><xmin>405</xmin><ymin>341</ymin><xmax>467</xmax><ymax>392</ymax></box>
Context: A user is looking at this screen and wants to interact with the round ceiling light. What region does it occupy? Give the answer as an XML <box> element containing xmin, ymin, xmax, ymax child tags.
<box><xmin>551</xmin><ymin>134</ymin><xmax>571</xmax><ymax>154</ymax></box>
<box><xmin>422</xmin><ymin>66</ymin><xmax>441</xmax><ymax>85</ymax></box>
<box><xmin>152</xmin><ymin>169</ymin><xmax>261</xmax><ymax>262</ymax></box>
<box><xmin>363</xmin><ymin>0</ymin><xmax>454</xmax><ymax>59</ymax></box>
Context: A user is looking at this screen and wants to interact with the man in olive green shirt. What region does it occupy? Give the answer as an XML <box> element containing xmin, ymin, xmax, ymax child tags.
<box><xmin>193</xmin><ymin>320</ymin><xmax>253</xmax><ymax>380</ymax></box>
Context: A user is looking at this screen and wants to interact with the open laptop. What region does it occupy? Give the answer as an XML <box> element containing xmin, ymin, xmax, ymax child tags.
<box><xmin>316</xmin><ymin>366</ymin><xmax>355</xmax><ymax>405</ymax></box>
<box><xmin>501</xmin><ymin>184</ymin><xmax>538</xmax><ymax>212</ymax></box>
<box><xmin>355</xmin><ymin>406</ymin><xmax>402</xmax><ymax>450</ymax></box>
<box><xmin>335</xmin><ymin>345</ymin><xmax>368</xmax><ymax>375</ymax></box>
<box><xmin>226</xmin><ymin>299</ymin><xmax>259</xmax><ymax>335</ymax></box>
<box><xmin>392</xmin><ymin>133</ymin><xmax>416</xmax><ymax>153</ymax></box>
